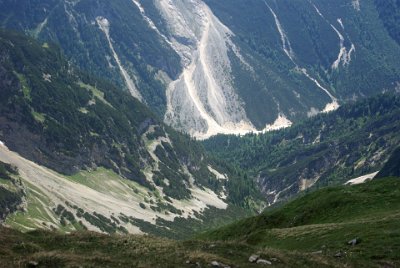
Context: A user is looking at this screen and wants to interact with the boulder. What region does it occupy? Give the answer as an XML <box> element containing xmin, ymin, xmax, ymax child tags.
<box><xmin>210</xmin><ymin>261</ymin><xmax>230</xmax><ymax>268</ymax></box>
<box><xmin>347</xmin><ymin>238</ymin><xmax>359</xmax><ymax>246</ymax></box>
<box><xmin>311</xmin><ymin>250</ymin><xmax>323</xmax><ymax>254</ymax></box>
<box><xmin>211</xmin><ymin>261</ymin><xmax>220</xmax><ymax>267</ymax></box>
<box><xmin>257</xmin><ymin>259</ymin><xmax>272</xmax><ymax>265</ymax></box>
<box><xmin>249</xmin><ymin>254</ymin><xmax>260</xmax><ymax>263</ymax></box>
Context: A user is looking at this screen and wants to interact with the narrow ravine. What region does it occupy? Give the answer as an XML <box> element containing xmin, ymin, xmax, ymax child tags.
<box><xmin>96</xmin><ymin>17</ymin><xmax>143</xmax><ymax>102</ymax></box>
<box><xmin>264</xmin><ymin>1</ymin><xmax>295</xmax><ymax>62</ymax></box>
<box><xmin>265</xmin><ymin>1</ymin><xmax>339</xmax><ymax>113</ymax></box>
<box><xmin>311</xmin><ymin>2</ymin><xmax>356</xmax><ymax>70</ymax></box>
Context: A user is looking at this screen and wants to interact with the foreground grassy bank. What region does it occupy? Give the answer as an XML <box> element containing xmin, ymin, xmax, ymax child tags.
<box><xmin>0</xmin><ymin>227</ymin><xmax>359</xmax><ymax>268</ymax></box>
<box><xmin>199</xmin><ymin>178</ymin><xmax>400</xmax><ymax>267</ymax></box>
<box><xmin>1</xmin><ymin>178</ymin><xmax>399</xmax><ymax>267</ymax></box>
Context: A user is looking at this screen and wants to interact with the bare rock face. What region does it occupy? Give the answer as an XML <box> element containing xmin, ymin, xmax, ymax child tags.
<box><xmin>157</xmin><ymin>0</ymin><xmax>256</xmax><ymax>139</ymax></box>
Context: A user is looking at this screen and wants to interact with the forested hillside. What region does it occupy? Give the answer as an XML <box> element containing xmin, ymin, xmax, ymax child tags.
<box><xmin>375</xmin><ymin>0</ymin><xmax>400</xmax><ymax>45</ymax></box>
<box><xmin>0</xmin><ymin>30</ymin><xmax>262</xmax><ymax>236</ymax></box>
<box><xmin>204</xmin><ymin>94</ymin><xmax>400</xmax><ymax>203</ymax></box>
<box><xmin>1</xmin><ymin>0</ymin><xmax>400</xmax><ymax>137</ymax></box>
<box><xmin>0</xmin><ymin>1</ymin><xmax>399</xmax><ymax>266</ymax></box>
<box><xmin>376</xmin><ymin>147</ymin><xmax>400</xmax><ymax>178</ymax></box>
<box><xmin>0</xmin><ymin>0</ymin><xmax>180</xmax><ymax>116</ymax></box>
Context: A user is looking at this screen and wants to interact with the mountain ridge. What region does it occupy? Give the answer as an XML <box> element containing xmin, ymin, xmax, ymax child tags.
<box><xmin>1</xmin><ymin>0</ymin><xmax>400</xmax><ymax>138</ymax></box>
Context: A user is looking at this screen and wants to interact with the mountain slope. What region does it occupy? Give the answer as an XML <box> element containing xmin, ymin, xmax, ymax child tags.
<box><xmin>376</xmin><ymin>146</ymin><xmax>400</xmax><ymax>178</ymax></box>
<box><xmin>0</xmin><ymin>0</ymin><xmax>181</xmax><ymax>116</ymax></box>
<box><xmin>375</xmin><ymin>0</ymin><xmax>400</xmax><ymax>46</ymax></box>
<box><xmin>204</xmin><ymin>94</ymin><xmax>400</xmax><ymax>203</ymax></box>
<box><xmin>200</xmin><ymin>178</ymin><xmax>400</xmax><ymax>267</ymax></box>
<box><xmin>0</xmin><ymin>30</ymin><xmax>261</xmax><ymax>237</ymax></box>
<box><xmin>1</xmin><ymin>178</ymin><xmax>399</xmax><ymax>267</ymax></box>
<box><xmin>1</xmin><ymin>0</ymin><xmax>400</xmax><ymax>138</ymax></box>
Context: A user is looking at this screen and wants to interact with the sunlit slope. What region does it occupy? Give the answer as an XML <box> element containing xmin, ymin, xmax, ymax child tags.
<box><xmin>199</xmin><ymin>178</ymin><xmax>400</xmax><ymax>267</ymax></box>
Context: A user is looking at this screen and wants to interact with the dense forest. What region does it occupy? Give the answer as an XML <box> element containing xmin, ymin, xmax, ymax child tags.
<box><xmin>375</xmin><ymin>0</ymin><xmax>400</xmax><ymax>45</ymax></box>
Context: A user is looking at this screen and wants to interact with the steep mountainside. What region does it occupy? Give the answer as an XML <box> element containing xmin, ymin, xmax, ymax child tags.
<box><xmin>376</xmin><ymin>146</ymin><xmax>400</xmax><ymax>178</ymax></box>
<box><xmin>204</xmin><ymin>94</ymin><xmax>400</xmax><ymax>204</ymax></box>
<box><xmin>0</xmin><ymin>30</ymin><xmax>261</xmax><ymax>237</ymax></box>
<box><xmin>374</xmin><ymin>0</ymin><xmax>400</xmax><ymax>45</ymax></box>
<box><xmin>1</xmin><ymin>0</ymin><xmax>399</xmax><ymax>138</ymax></box>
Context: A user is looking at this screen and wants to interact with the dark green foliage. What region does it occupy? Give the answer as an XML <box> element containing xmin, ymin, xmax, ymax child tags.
<box><xmin>53</xmin><ymin>204</ymin><xmax>76</xmax><ymax>223</ymax></box>
<box><xmin>0</xmin><ymin>0</ymin><xmax>182</xmax><ymax>115</ymax></box>
<box><xmin>124</xmin><ymin>205</ymin><xmax>252</xmax><ymax>240</ymax></box>
<box><xmin>156</xmin><ymin>163</ymin><xmax>191</xmax><ymax>200</ymax></box>
<box><xmin>0</xmin><ymin>187</ymin><xmax>22</xmax><ymax>221</ymax></box>
<box><xmin>0</xmin><ymin>30</ymin><xmax>263</xmax><ymax>239</ymax></box>
<box><xmin>0</xmin><ymin>161</ymin><xmax>23</xmax><ymax>221</ymax></box>
<box><xmin>83</xmin><ymin>212</ymin><xmax>118</xmax><ymax>234</ymax></box>
<box><xmin>376</xmin><ymin>147</ymin><xmax>400</xmax><ymax>178</ymax></box>
<box><xmin>375</xmin><ymin>0</ymin><xmax>400</xmax><ymax>45</ymax></box>
<box><xmin>0</xmin><ymin>29</ymin><xmax>255</xmax><ymax>205</ymax></box>
<box><xmin>204</xmin><ymin>94</ymin><xmax>400</xmax><ymax>201</ymax></box>
<box><xmin>2</xmin><ymin>0</ymin><xmax>400</xmax><ymax>130</ymax></box>
<box><xmin>205</xmin><ymin>0</ymin><xmax>400</xmax><ymax>126</ymax></box>
<box><xmin>0</xmin><ymin>162</ymin><xmax>18</xmax><ymax>181</ymax></box>
<box><xmin>0</xmin><ymin>29</ymin><xmax>153</xmax><ymax>184</ymax></box>
<box><xmin>53</xmin><ymin>205</ymin><xmax>66</xmax><ymax>216</ymax></box>
<box><xmin>62</xmin><ymin>210</ymin><xmax>75</xmax><ymax>223</ymax></box>
<box><xmin>146</xmin><ymin>126</ymin><xmax>165</xmax><ymax>140</ymax></box>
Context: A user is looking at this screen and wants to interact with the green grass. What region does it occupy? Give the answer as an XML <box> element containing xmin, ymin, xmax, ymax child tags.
<box><xmin>77</xmin><ymin>81</ymin><xmax>113</xmax><ymax>107</ymax></box>
<box><xmin>2</xmin><ymin>178</ymin><xmax>399</xmax><ymax>267</ymax></box>
<box><xmin>32</xmin><ymin>111</ymin><xmax>45</xmax><ymax>123</ymax></box>
<box><xmin>5</xmin><ymin>180</ymin><xmax>57</xmax><ymax>231</ymax></box>
<box><xmin>0</xmin><ymin>227</ymin><xmax>351</xmax><ymax>268</ymax></box>
<box><xmin>12</xmin><ymin>72</ymin><xmax>46</xmax><ymax>123</ymax></box>
<box><xmin>201</xmin><ymin>178</ymin><xmax>400</xmax><ymax>236</ymax></box>
<box><xmin>0</xmin><ymin>177</ymin><xmax>14</xmax><ymax>188</ymax></box>
<box><xmin>13</xmin><ymin>71</ymin><xmax>31</xmax><ymax>101</ymax></box>
<box><xmin>198</xmin><ymin>178</ymin><xmax>400</xmax><ymax>267</ymax></box>
<box><xmin>66</xmin><ymin>167</ymin><xmax>147</xmax><ymax>198</ymax></box>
